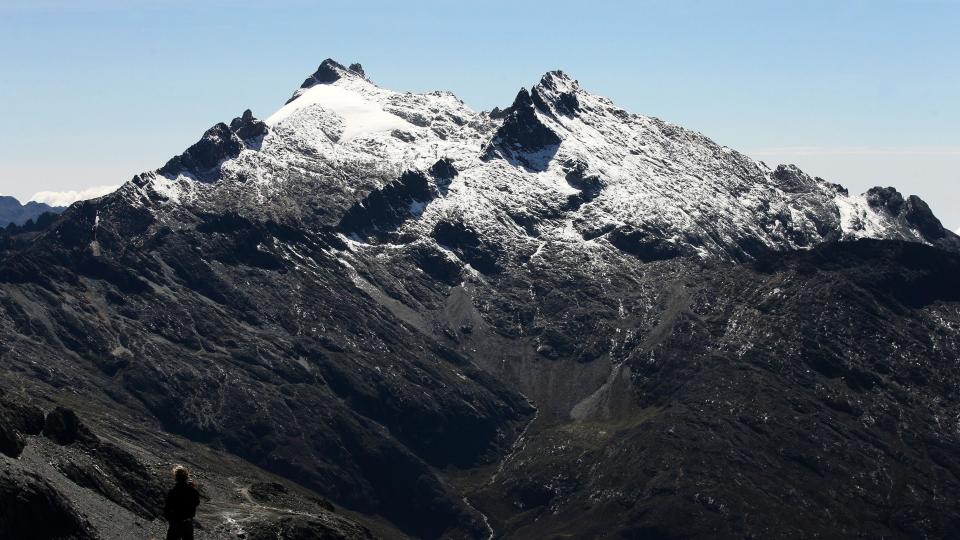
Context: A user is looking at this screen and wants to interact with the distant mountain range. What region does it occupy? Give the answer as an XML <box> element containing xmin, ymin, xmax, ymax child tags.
<box><xmin>0</xmin><ymin>195</ymin><xmax>64</xmax><ymax>227</ymax></box>
<box><xmin>1</xmin><ymin>59</ymin><xmax>959</xmax><ymax>539</ymax></box>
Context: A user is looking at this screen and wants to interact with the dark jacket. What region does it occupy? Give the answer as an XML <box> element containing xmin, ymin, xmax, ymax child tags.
<box><xmin>164</xmin><ymin>480</ymin><xmax>200</xmax><ymax>522</ymax></box>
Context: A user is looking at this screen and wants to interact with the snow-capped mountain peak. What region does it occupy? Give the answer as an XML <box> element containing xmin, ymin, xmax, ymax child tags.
<box><xmin>531</xmin><ymin>70</ymin><xmax>582</xmax><ymax>114</ymax></box>
<box><xmin>125</xmin><ymin>59</ymin><xmax>958</xmax><ymax>264</ymax></box>
<box><xmin>269</xmin><ymin>80</ymin><xmax>410</xmax><ymax>141</ymax></box>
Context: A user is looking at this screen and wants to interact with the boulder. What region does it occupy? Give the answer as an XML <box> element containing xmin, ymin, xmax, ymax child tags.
<box><xmin>43</xmin><ymin>407</ymin><xmax>95</xmax><ymax>446</ymax></box>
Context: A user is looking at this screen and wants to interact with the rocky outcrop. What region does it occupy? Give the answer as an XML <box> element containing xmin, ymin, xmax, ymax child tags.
<box><xmin>158</xmin><ymin>123</ymin><xmax>244</xmax><ymax>182</ymax></box>
<box><xmin>432</xmin><ymin>219</ymin><xmax>503</xmax><ymax>274</ymax></box>
<box><xmin>300</xmin><ymin>59</ymin><xmax>349</xmax><ymax>88</ymax></box>
<box><xmin>347</xmin><ymin>63</ymin><xmax>366</xmax><ymax>78</ymax></box>
<box><xmin>0</xmin><ymin>395</ymin><xmax>44</xmax><ymax>458</ymax></box>
<box><xmin>867</xmin><ymin>186</ymin><xmax>951</xmax><ymax>242</ymax></box>
<box><xmin>904</xmin><ymin>194</ymin><xmax>947</xmax><ymax>239</ymax></box>
<box><xmin>43</xmin><ymin>407</ymin><xmax>95</xmax><ymax>446</ymax></box>
<box><xmin>338</xmin><ymin>170</ymin><xmax>436</xmax><ymax>241</ymax></box>
<box><xmin>287</xmin><ymin>58</ymin><xmax>366</xmax><ymax>104</ymax></box>
<box><xmin>772</xmin><ymin>163</ymin><xmax>822</xmax><ymax>193</ymax></box>
<box><xmin>429</xmin><ymin>157</ymin><xmax>458</xmax><ymax>183</ymax></box>
<box><xmin>561</xmin><ymin>158</ymin><xmax>603</xmax><ymax>210</ymax></box>
<box><xmin>482</xmin><ymin>88</ymin><xmax>561</xmax><ymax>170</ymax></box>
<box><xmin>229</xmin><ymin>109</ymin><xmax>268</xmax><ymax>143</ymax></box>
<box><xmin>607</xmin><ymin>224</ymin><xmax>685</xmax><ymax>262</ymax></box>
<box><xmin>158</xmin><ymin>110</ymin><xmax>267</xmax><ymax>182</ymax></box>
<box><xmin>531</xmin><ymin>70</ymin><xmax>581</xmax><ymax>117</ymax></box>
<box><xmin>867</xmin><ymin>186</ymin><xmax>907</xmax><ymax>214</ymax></box>
<box><xmin>0</xmin><ymin>461</ymin><xmax>96</xmax><ymax>540</ymax></box>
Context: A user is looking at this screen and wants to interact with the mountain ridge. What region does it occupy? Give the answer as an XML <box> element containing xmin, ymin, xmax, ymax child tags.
<box><xmin>1</xmin><ymin>59</ymin><xmax>959</xmax><ymax>539</ymax></box>
<box><xmin>0</xmin><ymin>195</ymin><xmax>64</xmax><ymax>228</ymax></box>
<box><xmin>120</xmin><ymin>60</ymin><xmax>958</xmax><ymax>265</ymax></box>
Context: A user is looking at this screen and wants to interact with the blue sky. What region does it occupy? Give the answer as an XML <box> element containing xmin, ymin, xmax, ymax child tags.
<box><xmin>1</xmin><ymin>0</ymin><xmax>957</xmax><ymax>229</ymax></box>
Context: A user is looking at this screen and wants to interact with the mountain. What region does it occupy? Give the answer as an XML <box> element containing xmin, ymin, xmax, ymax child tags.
<box><xmin>1</xmin><ymin>59</ymin><xmax>959</xmax><ymax>539</ymax></box>
<box><xmin>0</xmin><ymin>195</ymin><xmax>64</xmax><ymax>227</ymax></box>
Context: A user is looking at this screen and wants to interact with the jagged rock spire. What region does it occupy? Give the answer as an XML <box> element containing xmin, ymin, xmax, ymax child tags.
<box><xmin>482</xmin><ymin>87</ymin><xmax>562</xmax><ymax>169</ymax></box>
<box><xmin>286</xmin><ymin>58</ymin><xmax>369</xmax><ymax>104</ymax></box>
<box><xmin>532</xmin><ymin>70</ymin><xmax>581</xmax><ymax>116</ymax></box>
<box><xmin>158</xmin><ymin>110</ymin><xmax>266</xmax><ymax>182</ymax></box>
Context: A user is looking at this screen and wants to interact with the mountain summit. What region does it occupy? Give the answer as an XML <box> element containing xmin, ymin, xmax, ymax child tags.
<box><xmin>2</xmin><ymin>60</ymin><xmax>959</xmax><ymax>539</ymax></box>
<box><xmin>127</xmin><ymin>60</ymin><xmax>957</xmax><ymax>265</ymax></box>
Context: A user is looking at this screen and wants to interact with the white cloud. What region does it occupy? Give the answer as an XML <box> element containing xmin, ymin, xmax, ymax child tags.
<box><xmin>29</xmin><ymin>185</ymin><xmax>119</xmax><ymax>207</ymax></box>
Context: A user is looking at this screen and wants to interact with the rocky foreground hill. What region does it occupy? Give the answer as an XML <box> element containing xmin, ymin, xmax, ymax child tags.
<box><xmin>1</xmin><ymin>59</ymin><xmax>959</xmax><ymax>539</ymax></box>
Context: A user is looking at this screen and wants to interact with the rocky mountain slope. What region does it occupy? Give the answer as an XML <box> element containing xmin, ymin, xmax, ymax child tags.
<box><xmin>1</xmin><ymin>59</ymin><xmax>959</xmax><ymax>539</ymax></box>
<box><xmin>0</xmin><ymin>195</ymin><xmax>64</xmax><ymax>227</ymax></box>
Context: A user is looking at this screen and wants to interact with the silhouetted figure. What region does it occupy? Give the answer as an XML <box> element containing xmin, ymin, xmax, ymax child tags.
<box><xmin>164</xmin><ymin>465</ymin><xmax>200</xmax><ymax>540</ymax></box>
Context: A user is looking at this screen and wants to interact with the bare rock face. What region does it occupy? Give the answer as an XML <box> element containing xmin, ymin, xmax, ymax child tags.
<box><xmin>44</xmin><ymin>407</ymin><xmax>95</xmax><ymax>446</ymax></box>
<box><xmin>0</xmin><ymin>424</ymin><xmax>22</xmax><ymax>458</ymax></box>
<box><xmin>0</xmin><ymin>393</ymin><xmax>44</xmax><ymax>458</ymax></box>
<box><xmin>867</xmin><ymin>185</ymin><xmax>907</xmax><ymax>214</ymax></box>
<box><xmin>348</xmin><ymin>63</ymin><xmax>366</xmax><ymax>78</ymax></box>
<box><xmin>229</xmin><ymin>109</ymin><xmax>269</xmax><ymax>143</ymax></box>
<box><xmin>0</xmin><ymin>460</ymin><xmax>96</xmax><ymax>540</ymax></box>
<box><xmin>904</xmin><ymin>194</ymin><xmax>947</xmax><ymax>239</ymax></box>
<box><xmin>607</xmin><ymin>224</ymin><xmax>685</xmax><ymax>262</ymax></box>
<box><xmin>338</xmin><ymin>170</ymin><xmax>436</xmax><ymax>241</ymax></box>
<box><xmin>428</xmin><ymin>157</ymin><xmax>458</xmax><ymax>183</ymax></box>
<box><xmin>157</xmin><ymin>110</ymin><xmax>268</xmax><ymax>182</ymax></box>
<box><xmin>302</xmin><ymin>58</ymin><xmax>349</xmax><ymax>87</ymax></box>
<box><xmin>483</xmin><ymin>88</ymin><xmax>562</xmax><ymax>169</ymax></box>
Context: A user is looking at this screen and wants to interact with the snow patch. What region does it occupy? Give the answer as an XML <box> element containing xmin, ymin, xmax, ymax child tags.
<box><xmin>266</xmin><ymin>84</ymin><xmax>411</xmax><ymax>141</ymax></box>
<box><xmin>150</xmin><ymin>176</ymin><xmax>186</xmax><ymax>203</ymax></box>
<box><xmin>408</xmin><ymin>200</ymin><xmax>428</xmax><ymax>215</ymax></box>
<box><xmin>835</xmin><ymin>194</ymin><xmax>891</xmax><ymax>239</ymax></box>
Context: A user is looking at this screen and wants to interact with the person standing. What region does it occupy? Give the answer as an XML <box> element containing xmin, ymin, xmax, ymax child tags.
<box><xmin>163</xmin><ymin>465</ymin><xmax>200</xmax><ymax>540</ymax></box>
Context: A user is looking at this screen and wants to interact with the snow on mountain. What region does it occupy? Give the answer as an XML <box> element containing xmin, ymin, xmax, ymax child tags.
<box><xmin>5</xmin><ymin>58</ymin><xmax>960</xmax><ymax>540</ymax></box>
<box><xmin>125</xmin><ymin>59</ymin><xmax>957</xmax><ymax>265</ymax></box>
<box><xmin>267</xmin><ymin>81</ymin><xmax>411</xmax><ymax>140</ymax></box>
